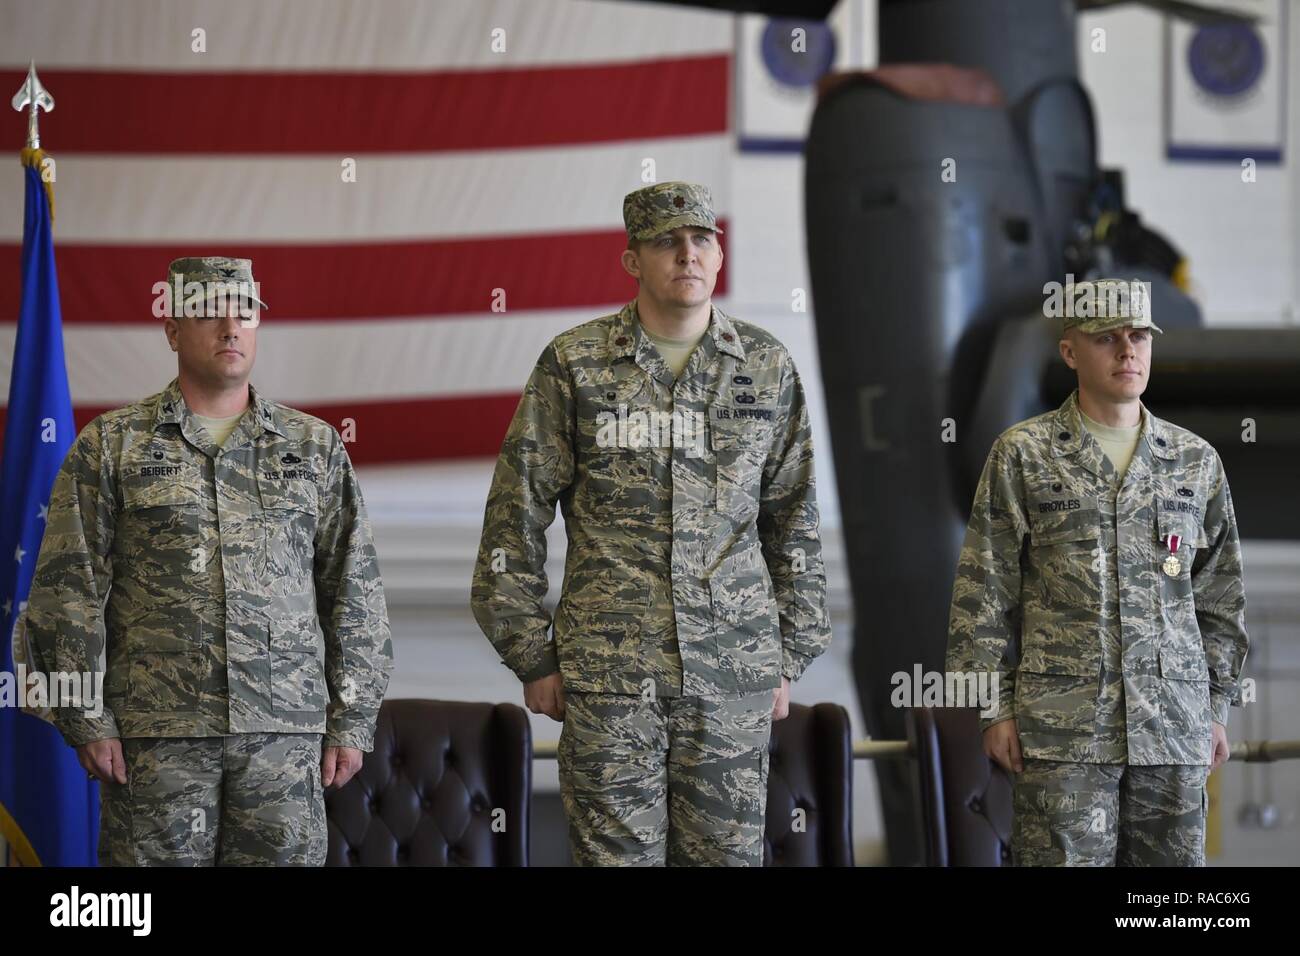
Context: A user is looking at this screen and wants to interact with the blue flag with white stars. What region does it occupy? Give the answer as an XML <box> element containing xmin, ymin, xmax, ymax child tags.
<box><xmin>0</xmin><ymin>160</ymin><xmax>99</xmax><ymax>866</ymax></box>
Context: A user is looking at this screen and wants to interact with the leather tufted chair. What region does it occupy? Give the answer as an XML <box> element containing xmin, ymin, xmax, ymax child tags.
<box><xmin>763</xmin><ymin>702</ymin><xmax>854</xmax><ymax>866</ymax></box>
<box><xmin>908</xmin><ymin>706</ymin><xmax>1013</xmax><ymax>866</ymax></box>
<box><xmin>325</xmin><ymin>699</ymin><xmax>531</xmax><ymax>866</ymax></box>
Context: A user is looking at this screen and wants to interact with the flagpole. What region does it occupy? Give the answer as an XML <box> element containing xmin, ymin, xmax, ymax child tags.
<box><xmin>0</xmin><ymin>59</ymin><xmax>54</xmax><ymax>872</ymax></box>
<box><xmin>0</xmin><ymin>61</ymin><xmax>57</xmax><ymax>871</ymax></box>
<box><xmin>2</xmin><ymin>62</ymin><xmax>97</xmax><ymax>867</ymax></box>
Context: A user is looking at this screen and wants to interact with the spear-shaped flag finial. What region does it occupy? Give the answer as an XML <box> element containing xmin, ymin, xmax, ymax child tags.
<box><xmin>12</xmin><ymin>62</ymin><xmax>55</xmax><ymax>150</ymax></box>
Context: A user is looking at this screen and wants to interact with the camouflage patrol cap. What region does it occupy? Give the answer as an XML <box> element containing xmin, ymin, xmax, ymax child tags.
<box><xmin>1061</xmin><ymin>277</ymin><xmax>1162</xmax><ymax>335</ymax></box>
<box><xmin>623</xmin><ymin>181</ymin><xmax>723</xmax><ymax>242</ymax></box>
<box><xmin>166</xmin><ymin>256</ymin><xmax>269</xmax><ymax>318</ymax></box>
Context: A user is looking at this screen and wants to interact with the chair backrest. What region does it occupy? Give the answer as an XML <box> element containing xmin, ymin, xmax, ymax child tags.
<box><xmin>325</xmin><ymin>698</ymin><xmax>532</xmax><ymax>866</ymax></box>
<box><xmin>908</xmin><ymin>706</ymin><xmax>1012</xmax><ymax>866</ymax></box>
<box><xmin>764</xmin><ymin>702</ymin><xmax>855</xmax><ymax>866</ymax></box>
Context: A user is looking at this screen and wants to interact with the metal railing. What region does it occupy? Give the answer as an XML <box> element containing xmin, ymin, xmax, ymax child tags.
<box><xmin>531</xmin><ymin>739</ymin><xmax>1300</xmax><ymax>761</ymax></box>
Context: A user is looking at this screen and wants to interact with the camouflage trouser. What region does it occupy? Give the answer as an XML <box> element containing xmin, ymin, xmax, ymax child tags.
<box><xmin>1012</xmin><ymin>758</ymin><xmax>1209</xmax><ymax>866</ymax></box>
<box><xmin>98</xmin><ymin>733</ymin><xmax>327</xmax><ymax>866</ymax></box>
<box><xmin>558</xmin><ymin>691</ymin><xmax>773</xmax><ymax>866</ymax></box>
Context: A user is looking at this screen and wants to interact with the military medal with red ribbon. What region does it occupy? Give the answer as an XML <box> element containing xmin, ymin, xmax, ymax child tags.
<box><xmin>1163</xmin><ymin>533</ymin><xmax>1182</xmax><ymax>577</ymax></box>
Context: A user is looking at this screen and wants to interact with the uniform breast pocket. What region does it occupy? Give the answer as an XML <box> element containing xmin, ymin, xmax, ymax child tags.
<box><xmin>120</xmin><ymin>476</ymin><xmax>203</xmax><ymax>565</ymax></box>
<box><xmin>257</xmin><ymin>476</ymin><xmax>319</xmax><ymax>587</ymax></box>
<box><xmin>578</xmin><ymin>372</ymin><xmax>650</xmax><ymax>452</ymax></box>
<box><xmin>578</xmin><ymin>375</ymin><xmax>662</xmax><ymax>510</ymax></box>
<box><xmin>1155</xmin><ymin>506</ymin><xmax>1206</xmax><ymax>618</ymax></box>
<box><xmin>711</xmin><ymin>417</ymin><xmax>773</xmax><ymax>522</ymax></box>
<box><xmin>1027</xmin><ymin>495</ymin><xmax>1102</xmax><ymax>607</ymax></box>
<box><xmin>268</xmin><ymin>613</ymin><xmax>326</xmax><ymax>714</ymax></box>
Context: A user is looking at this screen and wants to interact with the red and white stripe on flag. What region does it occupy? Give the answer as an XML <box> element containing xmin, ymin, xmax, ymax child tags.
<box><xmin>0</xmin><ymin>0</ymin><xmax>732</xmax><ymax>463</ymax></box>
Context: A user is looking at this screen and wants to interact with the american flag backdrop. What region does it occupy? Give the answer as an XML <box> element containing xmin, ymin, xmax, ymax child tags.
<box><xmin>0</xmin><ymin>0</ymin><xmax>734</xmax><ymax>464</ymax></box>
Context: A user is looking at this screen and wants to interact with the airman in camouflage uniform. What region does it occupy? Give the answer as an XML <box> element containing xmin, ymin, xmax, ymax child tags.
<box><xmin>471</xmin><ymin>182</ymin><xmax>832</xmax><ymax>865</ymax></box>
<box><xmin>23</xmin><ymin>257</ymin><xmax>393</xmax><ymax>866</ymax></box>
<box><xmin>946</xmin><ymin>278</ymin><xmax>1249</xmax><ymax>866</ymax></box>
